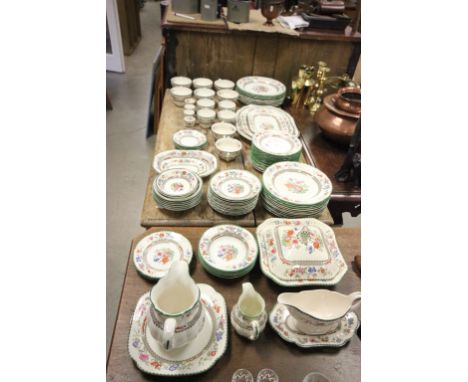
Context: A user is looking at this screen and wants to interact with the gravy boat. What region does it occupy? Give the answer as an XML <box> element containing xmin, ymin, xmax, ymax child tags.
<box><xmin>278</xmin><ymin>290</ymin><xmax>361</xmax><ymax>335</ymax></box>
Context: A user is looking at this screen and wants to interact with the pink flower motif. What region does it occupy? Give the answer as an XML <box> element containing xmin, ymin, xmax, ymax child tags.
<box><xmin>139</xmin><ymin>353</ymin><xmax>149</xmax><ymax>361</ymax></box>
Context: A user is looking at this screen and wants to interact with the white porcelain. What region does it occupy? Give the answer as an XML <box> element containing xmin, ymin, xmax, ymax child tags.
<box><xmin>197</xmin><ymin>108</ymin><xmax>216</xmax><ymax>128</ymax></box>
<box><xmin>173</xmin><ymin>129</ymin><xmax>207</xmax><ymax>149</ymax></box>
<box><xmin>232</xmin><ymin>369</ymin><xmax>254</xmax><ymax>382</ymax></box>
<box><xmin>129</xmin><ymin>284</ymin><xmax>228</xmax><ymax>376</ymax></box>
<box><xmin>302</xmin><ymin>372</ymin><xmax>332</xmax><ymax>382</ymax></box>
<box><xmin>230</xmin><ymin>283</ymin><xmax>267</xmax><ymax>340</ymax></box>
<box><xmin>218</xmin><ymin>99</ymin><xmax>237</xmax><ymax>111</ymax></box>
<box><xmin>184</xmin><ymin>97</ymin><xmax>197</xmax><ymax>105</ymax></box>
<box><xmin>153</xmin><ymin>150</ymin><xmax>218</xmax><ymax>178</ymax></box>
<box><xmin>252</xmin><ymin>130</ymin><xmax>302</xmax><ymax>156</ymax></box>
<box><xmin>217</xmin><ymin>109</ymin><xmax>237</xmax><ymax>124</ymax></box>
<box><xmin>196</xmin><ymin>98</ymin><xmax>215</xmax><ymax>110</ymax></box>
<box><xmin>184</xmin><ymin>116</ymin><xmax>196</xmax><ymax>127</ymax></box>
<box><xmin>184</xmin><ymin>103</ymin><xmax>196</xmax><ymax>111</ymax></box>
<box><xmin>194</xmin><ymin>88</ymin><xmax>215</xmax><ymax>100</ymax></box>
<box><xmin>236</xmin><ymin>76</ymin><xmax>286</xmax><ymax>99</ymax></box>
<box><xmin>133</xmin><ymin>231</ymin><xmax>193</xmax><ymax>280</ymax></box>
<box><xmin>236</xmin><ymin>105</ymin><xmax>299</xmax><ymax>141</ymax></box>
<box><xmin>170</xmin><ymin>86</ymin><xmax>193</xmax><ymax>107</ymax></box>
<box><xmin>211</xmin><ymin>122</ymin><xmax>237</xmax><ymax>140</ymax></box>
<box><xmin>217</xmin><ymin>89</ymin><xmax>239</xmax><ymax>102</ymax></box>
<box><xmin>183</xmin><ymin>109</ymin><xmax>195</xmax><ymax>117</ymax></box>
<box><xmin>269</xmin><ymin>303</ymin><xmax>359</xmax><ymax>348</ymax></box>
<box><xmin>256</xmin><ymin>369</ymin><xmax>279</xmax><ymax>382</ymax></box>
<box><xmin>171</xmin><ymin>76</ymin><xmax>192</xmax><ymax>88</ymax></box>
<box><xmin>214</xmin><ymin>78</ymin><xmax>235</xmax><ymax>91</ymax></box>
<box><xmin>155</xmin><ymin>168</ymin><xmax>200</xmax><ymax>198</ymax></box>
<box><xmin>215</xmin><ymin>137</ymin><xmax>242</xmax><ymax>161</ymax></box>
<box><xmin>278</xmin><ymin>290</ymin><xmax>361</xmax><ymax>335</ymax></box>
<box><xmin>193</xmin><ymin>77</ymin><xmax>213</xmax><ymax>89</ymax></box>
<box><xmin>257</xmin><ymin>218</ymin><xmax>348</xmax><ymax>286</ymax></box>
<box><xmin>147</xmin><ymin>261</ymin><xmax>205</xmax><ymax>350</ymax></box>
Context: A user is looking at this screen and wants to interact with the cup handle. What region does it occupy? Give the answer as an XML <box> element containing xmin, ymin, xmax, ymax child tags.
<box><xmin>163</xmin><ymin>318</ymin><xmax>176</xmax><ymax>350</ymax></box>
<box><xmin>251</xmin><ymin>320</ymin><xmax>260</xmax><ymax>340</ymax></box>
<box><xmin>348</xmin><ymin>291</ymin><xmax>361</xmax><ymax>310</ymax></box>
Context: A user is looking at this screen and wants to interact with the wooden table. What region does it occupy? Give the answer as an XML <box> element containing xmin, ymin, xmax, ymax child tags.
<box><xmin>140</xmin><ymin>91</ymin><xmax>334</xmax><ymax>228</ymax></box>
<box><xmin>289</xmin><ymin>107</ymin><xmax>361</xmax><ymax>225</ymax></box>
<box><xmin>106</xmin><ymin>227</ymin><xmax>361</xmax><ymax>382</ymax></box>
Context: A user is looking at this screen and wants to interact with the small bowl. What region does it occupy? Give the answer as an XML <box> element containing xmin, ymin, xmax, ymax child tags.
<box><xmin>217</xmin><ymin>109</ymin><xmax>237</xmax><ymax>124</ymax></box>
<box><xmin>217</xmin><ymin>89</ymin><xmax>239</xmax><ymax>102</ymax></box>
<box><xmin>215</xmin><ymin>137</ymin><xmax>242</xmax><ymax>162</ymax></box>
<box><xmin>193</xmin><ymin>77</ymin><xmax>213</xmax><ymax>89</ymax></box>
<box><xmin>184</xmin><ymin>97</ymin><xmax>197</xmax><ymax>105</ymax></box>
<box><xmin>218</xmin><ymin>100</ymin><xmax>237</xmax><ymax>112</ymax></box>
<box><xmin>196</xmin><ymin>98</ymin><xmax>216</xmax><ymax>110</ymax></box>
<box><xmin>184</xmin><ymin>109</ymin><xmax>195</xmax><ymax>117</ymax></box>
<box><xmin>214</xmin><ymin>78</ymin><xmax>235</xmax><ymax>91</ymax></box>
<box><xmin>211</xmin><ymin>122</ymin><xmax>237</xmax><ymax>140</ymax></box>
<box><xmin>194</xmin><ymin>88</ymin><xmax>215</xmax><ymax>100</ymax></box>
<box><xmin>197</xmin><ymin>108</ymin><xmax>216</xmax><ymax>128</ymax></box>
<box><xmin>184</xmin><ymin>104</ymin><xmax>196</xmax><ymax>112</ymax></box>
<box><xmin>302</xmin><ymin>372</ymin><xmax>331</xmax><ymax>382</ymax></box>
<box><xmin>170</xmin><ymin>86</ymin><xmax>192</xmax><ymax>107</ymax></box>
<box><xmin>184</xmin><ymin>116</ymin><xmax>196</xmax><ymax>128</ymax></box>
<box><xmin>171</xmin><ymin>76</ymin><xmax>192</xmax><ymax>88</ymax></box>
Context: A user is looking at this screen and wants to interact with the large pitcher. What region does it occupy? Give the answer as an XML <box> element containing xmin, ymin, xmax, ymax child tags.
<box><xmin>147</xmin><ymin>260</ymin><xmax>205</xmax><ymax>350</ymax></box>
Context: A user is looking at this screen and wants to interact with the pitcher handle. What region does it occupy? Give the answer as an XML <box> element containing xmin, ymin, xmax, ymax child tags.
<box><xmin>163</xmin><ymin>318</ymin><xmax>176</xmax><ymax>350</ymax></box>
<box><xmin>250</xmin><ymin>320</ymin><xmax>260</xmax><ymax>341</ymax></box>
<box><xmin>348</xmin><ymin>291</ymin><xmax>361</xmax><ymax>310</ymax></box>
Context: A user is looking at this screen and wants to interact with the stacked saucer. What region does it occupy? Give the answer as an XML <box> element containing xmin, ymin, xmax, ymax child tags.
<box><xmin>236</xmin><ymin>76</ymin><xmax>286</xmax><ymax>106</ymax></box>
<box><xmin>251</xmin><ymin>131</ymin><xmax>302</xmax><ymax>172</ymax></box>
<box><xmin>261</xmin><ymin>162</ymin><xmax>332</xmax><ymax>218</ymax></box>
<box><xmin>152</xmin><ymin>168</ymin><xmax>203</xmax><ymax>211</ymax></box>
<box><xmin>173</xmin><ymin>129</ymin><xmax>207</xmax><ymax>150</ymax></box>
<box><xmin>198</xmin><ymin>225</ymin><xmax>258</xmax><ymax>279</ymax></box>
<box><xmin>208</xmin><ymin>170</ymin><xmax>261</xmax><ymax>216</ymax></box>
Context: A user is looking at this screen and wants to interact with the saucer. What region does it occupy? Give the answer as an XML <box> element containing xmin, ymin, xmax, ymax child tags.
<box><xmin>133</xmin><ymin>231</ymin><xmax>193</xmax><ymax>280</ymax></box>
<box><xmin>129</xmin><ymin>284</ymin><xmax>228</xmax><ymax>376</ymax></box>
<box><xmin>269</xmin><ymin>303</ymin><xmax>359</xmax><ymax>348</ymax></box>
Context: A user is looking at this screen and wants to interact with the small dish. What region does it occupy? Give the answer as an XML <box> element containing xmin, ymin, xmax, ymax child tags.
<box><xmin>215</xmin><ymin>78</ymin><xmax>235</xmax><ymax>91</ymax></box>
<box><xmin>170</xmin><ymin>86</ymin><xmax>192</xmax><ymax>107</ymax></box>
<box><xmin>217</xmin><ymin>109</ymin><xmax>237</xmax><ymax>124</ymax></box>
<box><xmin>184</xmin><ymin>97</ymin><xmax>196</xmax><ymax>105</ymax></box>
<box><xmin>217</xmin><ymin>89</ymin><xmax>239</xmax><ymax>102</ymax></box>
<box><xmin>194</xmin><ymin>88</ymin><xmax>215</xmax><ymax>99</ymax></box>
<box><xmin>218</xmin><ymin>99</ymin><xmax>237</xmax><ymax>112</ymax></box>
<box><xmin>183</xmin><ymin>109</ymin><xmax>195</xmax><ymax>118</ymax></box>
<box><xmin>173</xmin><ymin>129</ymin><xmax>207</xmax><ymax>150</ymax></box>
<box><xmin>197</xmin><ymin>108</ymin><xmax>216</xmax><ymax>128</ymax></box>
<box><xmin>171</xmin><ymin>76</ymin><xmax>192</xmax><ymax>88</ymax></box>
<box><xmin>256</xmin><ymin>369</ymin><xmax>279</xmax><ymax>382</ymax></box>
<box><xmin>196</xmin><ymin>98</ymin><xmax>216</xmax><ymax>110</ymax></box>
<box><xmin>193</xmin><ymin>77</ymin><xmax>213</xmax><ymax>89</ymax></box>
<box><xmin>211</xmin><ymin>122</ymin><xmax>237</xmax><ymax>140</ymax></box>
<box><xmin>302</xmin><ymin>372</ymin><xmax>332</xmax><ymax>382</ymax></box>
<box><xmin>184</xmin><ymin>104</ymin><xmax>196</xmax><ymax>112</ymax></box>
<box><xmin>232</xmin><ymin>369</ymin><xmax>254</xmax><ymax>382</ymax></box>
<box><xmin>215</xmin><ymin>137</ymin><xmax>242</xmax><ymax>162</ymax></box>
<box><xmin>184</xmin><ymin>116</ymin><xmax>196</xmax><ymax>128</ymax></box>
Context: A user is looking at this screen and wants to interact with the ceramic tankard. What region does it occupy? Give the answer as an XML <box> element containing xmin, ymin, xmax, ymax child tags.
<box><xmin>231</xmin><ymin>283</ymin><xmax>267</xmax><ymax>340</ymax></box>
<box><xmin>147</xmin><ymin>261</ymin><xmax>205</xmax><ymax>350</ymax></box>
<box><xmin>278</xmin><ymin>289</ymin><xmax>361</xmax><ymax>335</ymax></box>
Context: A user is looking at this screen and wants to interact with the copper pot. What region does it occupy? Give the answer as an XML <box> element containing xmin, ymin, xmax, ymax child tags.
<box><xmin>314</xmin><ymin>92</ymin><xmax>360</xmax><ymax>146</ymax></box>
<box><xmin>261</xmin><ymin>0</ymin><xmax>284</xmax><ymax>26</ymax></box>
<box><xmin>335</xmin><ymin>86</ymin><xmax>361</xmax><ymax>114</ymax></box>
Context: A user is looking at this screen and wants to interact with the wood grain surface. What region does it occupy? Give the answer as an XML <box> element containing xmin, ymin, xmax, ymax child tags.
<box><xmin>107</xmin><ymin>226</ymin><xmax>361</xmax><ymax>382</ymax></box>
<box><xmin>140</xmin><ymin>91</ymin><xmax>334</xmax><ymax>227</ymax></box>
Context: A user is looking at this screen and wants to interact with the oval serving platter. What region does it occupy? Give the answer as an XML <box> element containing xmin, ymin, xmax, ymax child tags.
<box><xmin>153</xmin><ymin>150</ymin><xmax>218</xmax><ymax>178</ymax></box>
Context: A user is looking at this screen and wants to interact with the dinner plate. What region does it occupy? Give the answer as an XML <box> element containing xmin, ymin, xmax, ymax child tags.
<box><xmin>236</xmin><ymin>76</ymin><xmax>286</xmax><ymax>100</ymax></box>
<box><xmin>153</xmin><ymin>150</ymin><xmax>218</xmax><ymax>178</ymax></box>
<box><xmin>133</xmin><ymin>231</ymin><xmax>193</xmax><ymax>280</ymax></box>
<box><xmin>257</xmin><ymin>218</ymin><xmax>348</xmax><ymax>286</ymax></box>
<box><xmin>128</xmin><ymin>284</ymin><xmax>228</xmax><ymax>376</ymax></box>
<box><xmin>198</xmin><ymin>225</ymin><xmax>258</xmax><ymax>277</ymax></box>
<box><xmin>209</xmin><ymin>170</ymin><xmax>261</xmax><ymax>201</ymax></box>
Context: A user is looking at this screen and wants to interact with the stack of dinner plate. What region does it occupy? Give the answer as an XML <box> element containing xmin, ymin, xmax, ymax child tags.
<box><xmin>152</xmin><ymin>168</ymin><xmax>203</xmax><ymax>211</ymax></box>
<box><xmin>236</xmin><ymin>76</ymin><xmax>286</xmax><ymax>106</ymax></box>
<box><xmin>261</xmin><ymin>162</ymin><xmax>332</xmax><ymax>218</ymax></box>
<box><xmin>251</xmin><ymin>130</ymin><xmax>302</xmax><ymax>172</ymax></box>
<box><xmin>172</xmin><ymin>129</ymin><xmax>207</xmax><ymax>150</ymax></box>
<box><xmin>208</xmin><ymin>170</ymin><xmax>261</xmax><ymax>216</ymax></box>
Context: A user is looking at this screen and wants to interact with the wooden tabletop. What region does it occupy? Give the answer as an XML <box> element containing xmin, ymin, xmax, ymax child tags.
<box><xmin>140</xmin><ymin>91</ymin><xmax>334</xmax><ymax>227</ymax></box>
<box><xmin>107</xmin><ymin>226</ymin><xmax>361</xmax><ymax>382</ymax></box>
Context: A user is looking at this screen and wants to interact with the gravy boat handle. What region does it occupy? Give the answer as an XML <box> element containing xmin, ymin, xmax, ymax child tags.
<box><xmin>348</xmin><ymin>291</ymin><xmax>361</xmax><ymax>311</ymax></box>
<box><xmin>163</xmin><ymin>318</ymin><xmax>176</xmax><ymax>350</ymax></box>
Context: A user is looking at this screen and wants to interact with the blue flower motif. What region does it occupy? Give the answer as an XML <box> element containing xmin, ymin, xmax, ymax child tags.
<box><xmin>132</xmin><ymin>339</ymin><xmax>140</xmax><ymax>348</ymax></box>
<box><xmin>215</xmin><ymin>331</ymin><xmax>223</xmax><ymax>341</ymax></box>
<box><xmin>169</xmin><ymin>364</ymin><xmax>178</xmax><ymax>371</ymax></box>
<box><xmin>308</xmin><ymin>266</ymin><xmax>317</xmax><ymax>273</ymax></box>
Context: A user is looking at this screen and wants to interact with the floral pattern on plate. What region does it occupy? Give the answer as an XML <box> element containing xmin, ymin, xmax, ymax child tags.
<box><xmin>128</xmin><ymin>284</ymin><xmax>228</xmax><ymax>376</ymax></box>
<box><xmin>269</xmin><ymin>304</ymin><xmax>359</xmax><ymax>348</ymax></box>
<box><xmin>257</xmin><ymin>218</ymin><xmax>348</xmax><ymax>286</ymax></box>
<box><xmin>153</xmin><ymin>150</ymin><xmax>218</xmax><ymax>178</ymax></box>
<box><xmin>133</xmin><ymin>231</ymin><xmax>193</xmax><ymax>280</ymax></box>
<box><xmin>198</xmin><ymin>225</ymin><xmax>258</xmax><ymax>272</ymax></box>
<box><xmin>236</xmin><ymin>76</ymin><xmax>286</xmax><ymax>99</ymax></box>
<box><xmin>172</xmin><ymin>129</ymin><xmax>207</xmax><ymax>149</ymax></box>
<box><xmin>209</xmin><ymin>170</ymin><xmax>261</xmax><ymax>201</ymax></box>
